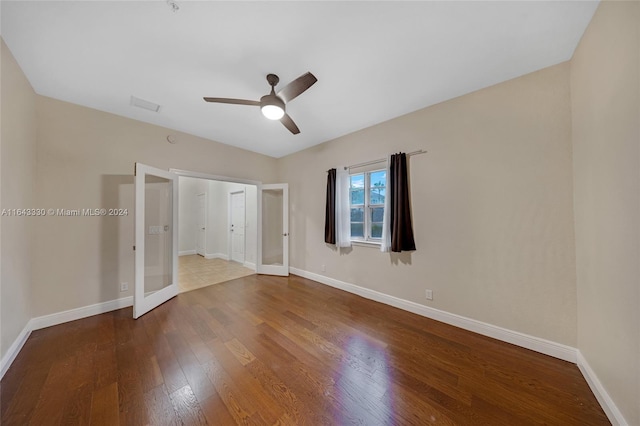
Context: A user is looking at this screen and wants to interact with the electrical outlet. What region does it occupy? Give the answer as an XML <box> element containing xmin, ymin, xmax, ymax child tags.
<box><xmin>425</xmin><ymin>289</ymin><xmax>433</xmax><ymax>300</ymax></box>
<box><xmin>321</xmin><ymin>264</ymin><xmax>326</xmax><ymax>272</ymax></box>
<box><xmin>120</xmin><ymin>282</ymin><xmax>129</xmax><ymax>292</ymax></box>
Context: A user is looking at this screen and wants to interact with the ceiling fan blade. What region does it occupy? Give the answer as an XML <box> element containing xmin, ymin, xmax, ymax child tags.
<box><xmin>280</xmin><ymin>114</ymin><xmax>300</xmax><ymax>135</ymax></box>
<box><xmin>277</xmin><ymin>72</ymin><xmax>317</xmax><ymax>103</ymax></box>
<box><xmin>203</xmin><ymin>97</ymin><xmax>260</xmax><ymax>106</ymax></box>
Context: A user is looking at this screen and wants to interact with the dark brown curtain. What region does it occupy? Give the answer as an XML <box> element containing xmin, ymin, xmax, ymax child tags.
<box><xmin>324</xmin><ymin>168</ymin><xmax>337</xmax><ymax>244</ymax></box>
<box><xmin>390</xmin><ymin>153</ymin><xmax>416</xmax><ymax>252</ymax></box>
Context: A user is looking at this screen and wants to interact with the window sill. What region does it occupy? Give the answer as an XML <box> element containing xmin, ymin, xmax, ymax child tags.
<box><xmin>351</xmin><ymin>240</ymin><xmax>381</xmax><ymax>248</ymax></box>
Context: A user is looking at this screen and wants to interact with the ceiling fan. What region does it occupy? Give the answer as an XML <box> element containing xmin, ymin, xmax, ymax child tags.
<box><xmin>203</xmin><ymin>72</ymin><xmax>317</xmax><ymax>135</ymax></box>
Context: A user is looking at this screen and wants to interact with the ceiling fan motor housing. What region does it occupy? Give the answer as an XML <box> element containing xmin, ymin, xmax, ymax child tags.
<box><xmin>260</xmin><ymin>94</ymin><xmax>285</xmax><ymax>111</ymax></box>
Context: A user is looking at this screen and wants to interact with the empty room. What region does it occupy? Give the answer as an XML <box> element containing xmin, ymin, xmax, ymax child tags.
<box><xmin>1</xmin><ymin>1</ymin><xmax>638</xmax><ymax>425</ymax></box>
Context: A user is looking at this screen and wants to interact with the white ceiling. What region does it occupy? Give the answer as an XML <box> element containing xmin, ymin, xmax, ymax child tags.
<box><xmin>1</xmin><ymin>1</ymin><xmax>598</xmax><ymax>158</ymax></box>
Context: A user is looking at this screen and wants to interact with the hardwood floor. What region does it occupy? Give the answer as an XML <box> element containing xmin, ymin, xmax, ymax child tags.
<box><xmin>1</xmin><ymin>274</ymin><xmax>608</xmax><ymax>425</ymax></box>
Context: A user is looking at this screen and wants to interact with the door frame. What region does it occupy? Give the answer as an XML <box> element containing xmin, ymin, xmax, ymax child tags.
<box><xmin>228</xmin><ymin>189</ymin><xmax>246</xmax><ymax>264</ymax></box>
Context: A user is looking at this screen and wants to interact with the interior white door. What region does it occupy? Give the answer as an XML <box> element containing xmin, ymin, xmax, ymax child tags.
<box><xmin>230</xmin><ymin>191</ymin><xmax>245</xmax><ymax>263</ymax></box>
<box><xmin>196</xmin><ymin>193</ymin><xmax>206</xmax><ymax>256</ymax></box>
<box><xmin>134</xmin><ymin>163</ymin><xmax>179</xmax><ymax>319</ymax></box>
<box><xmin>257</xmin><ymin>183</ymin><xmax>289</xmax><ymax>276</ymax></box>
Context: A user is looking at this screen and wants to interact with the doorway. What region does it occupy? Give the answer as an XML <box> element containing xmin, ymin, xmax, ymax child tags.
<box><xmin>134</xmin><ymin>164</ymin><xmax>289</xmax><ymax>318</ymax></box>
<box><xmin>177</xmin><ymin>176</ymin><xmax>256</xmax><ymax>293</ymax></box>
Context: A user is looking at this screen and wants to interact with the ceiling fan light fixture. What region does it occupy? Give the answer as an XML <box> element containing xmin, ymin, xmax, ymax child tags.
<box><xmin>260</xmin><ymin>94</ymin><xmax>285</xmax><ymax>120</ymax></box>
<box><xmin>261</xmin><ymin>104</ymin><xmax>284</xmax><ymax>120</ymax></box>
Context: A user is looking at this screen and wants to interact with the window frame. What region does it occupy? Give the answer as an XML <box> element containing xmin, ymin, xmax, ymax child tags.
<box><xmin>349</xmin><ymin>168</ymin><xmax>386</xmax><ymax>243</ymax></box>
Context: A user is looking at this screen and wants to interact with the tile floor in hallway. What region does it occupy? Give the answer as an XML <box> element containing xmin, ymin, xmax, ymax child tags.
<box><xmin>178</xmin><ymin>255</ymin><xmax>255</xmax><ymax>293</ymax></box>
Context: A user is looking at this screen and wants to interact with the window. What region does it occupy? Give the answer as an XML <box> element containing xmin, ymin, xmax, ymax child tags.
<box><xmin>349</xmin><ymin>169</ymin><xmax>386</xmax><ymax>242</ymax></box>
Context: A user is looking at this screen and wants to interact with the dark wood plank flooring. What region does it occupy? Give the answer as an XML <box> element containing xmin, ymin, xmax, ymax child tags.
<box><xmin>1</xmin><ymin>274</ymin><xmax>609</xmax><ymax>425</ymax></box>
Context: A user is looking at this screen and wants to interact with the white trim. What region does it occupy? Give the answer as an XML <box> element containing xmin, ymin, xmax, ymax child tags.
<box><xmin>577</xmin><ymin>351</ymin><xmax>628</xmax><ymax>426</ymax></box>
<box><xmin>289</xmin><ymin>267</ymin><xmax>577</xmax><ymax>363</ymax></box>
<box><xmin>205</xmin><ymin>253</ymin><xmax>229</xmax><ymax>261</ymax></box>
<box><xmin>169</xmin><ymin>168</ymin><xmax>260</xmax><ymax>186</ymax></box>
<box><xmin>0</xmin><ymin>295</ymin><xmax>133</xmax><ymax>380</ymax></box>
<box><xmin>351</xmin><ymin>240</ymin><xmax>381</xmax><ymax>248</ymax></box>
<box><xmin>243</xmin><ymin>261</ymin><xmax>256</xmax><ymax>271</ymax></box>
<box><xmin>30</xmin><ymin>296</ymin><xmax>133</xmax><ymax>331</ymax></box>
<box><xmin>179</xmin><ymin>250</ymin><xmax>196</xmax><ymax>256</ymax></box>
<box><xmin>0</xmin><ymin>322</ymin><xmax>32</xmax><ymax>379</ymax></box>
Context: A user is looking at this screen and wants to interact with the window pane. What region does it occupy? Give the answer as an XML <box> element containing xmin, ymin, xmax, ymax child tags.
<box><xmin>351</xmin><ymin>207</ymin><xmax>364</xmax><ymax>222</ymax></box>
<box><xmin>350</xmin><ymin>174</ymin><xmax>364</xmax><ymax>189</ymax></box>
<box><xmin>350</xmin><ymin>189</ymin><xmax>364</xmax><ymax>205</ymax></box>
<box><xmin>369</xmin><ymin>171</ymin><xmax>386</xmax><ymax>188</ymax></box>
<box><xmin>370</xmin><ymin>207</ymin><xmax>384</xmax><ymax>222</ymax></box>
<box><xmin>371</xmin><ymin>223</ymin><xmax>383</xmax><ymax>239</ymax></box>
<box><xmin>370</xmin><ymin>187</ymin><xmax>386</xmax><ymax>205</ymax></box>
<box><xmin>351</xmin><ymin>223</ymin><xmax>364</xmax><ymax>238</ymax></box>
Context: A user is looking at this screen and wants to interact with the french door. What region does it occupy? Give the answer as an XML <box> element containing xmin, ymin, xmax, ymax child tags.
<box><xmin>133</xmin><ymin>163</ymin><xmax>179</xmax><ymax>319</ymax></box>
<box><xmin>134</xmin><ymin>166</ymin><xmax>290</xmax><ymax>318</ymax></box>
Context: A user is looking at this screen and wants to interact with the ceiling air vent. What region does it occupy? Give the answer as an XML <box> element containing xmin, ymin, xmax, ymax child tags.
<box><xmin>130</xmin><ymin>96</ymin><xmax>161</xmax><ymax>112</ymax></box>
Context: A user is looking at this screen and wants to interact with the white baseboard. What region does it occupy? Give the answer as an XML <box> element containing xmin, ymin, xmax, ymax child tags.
<box><xmin>0</xmin><ymin>322</ymin><xmax>32</xmax><ymax>379</ymax></box>
<box><xmin>244</xmin><ymin>261</ymin><xmax>256</xmax><ymax>271</ymax></box>
<box><xmin>289</xmin><ymin>267</ymin><xmax>577</xmax><ymax>363</ymax></box>
<box><xmin>0</xmin><ymin>295</ymin><xmax>133</xmax><ymax>380</ymax></box>
<box><xmin>29</xmin><ymin>296</ymin><xmax>133</xmax><ymax>331</ymax></box>
<box><xmin>577</xmin><ymin>351</ymin><xmax>628</xmax><ymax>426</ymax></box>
<box><xmin>205</xmin><ymin>253</ymin><xmax>228</xmax><ymax>260</ymax></box>
<box><xmin>179</xmin><ymin>250</ymin><xmax>197</xmax><ymax>256</ymax></box>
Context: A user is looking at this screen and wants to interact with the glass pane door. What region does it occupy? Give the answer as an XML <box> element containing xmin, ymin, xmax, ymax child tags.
<box><xmin>258</xmin><ymin>184</ymin><xmax>289</xmax><ymax>276</ymax></box>
<box><xmin>134</xmin><ymin>163</ymin><xmax>178</xmax><ymax>318</ymax></box>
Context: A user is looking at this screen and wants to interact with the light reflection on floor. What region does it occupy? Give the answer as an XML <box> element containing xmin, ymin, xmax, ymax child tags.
<box><xmin>337</xmin><ymin>333</ymin><xmax>395</xmax><ymax>424</ymax></box>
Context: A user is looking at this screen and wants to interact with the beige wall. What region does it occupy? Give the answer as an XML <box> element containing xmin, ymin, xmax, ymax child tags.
<box><xmin>33</xmin><ymin>96</ymin><xmax>277</xmax><ymax>317</ymax></box>
<box><xmin>277</xmin><ymin>62</ymin><xmax>578</xmax><ymax>346</ymax></box>
<box><xmin>571</xmin><ymin>1</ymin><xmax>640</xmax><ymax>424</ymax></box>
<box><xmin>0</xmin><ymin>40</ymin><xmax>36</xmax><ymax>360</ymax></box>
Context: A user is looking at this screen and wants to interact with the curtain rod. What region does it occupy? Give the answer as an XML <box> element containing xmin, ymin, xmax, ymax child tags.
<box><xmin>344</xmin><ymin>149</ymin><xmax>427</xmax><ymax>170</ymax></box>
